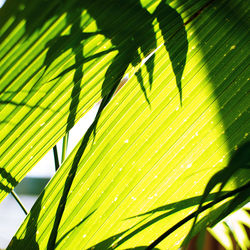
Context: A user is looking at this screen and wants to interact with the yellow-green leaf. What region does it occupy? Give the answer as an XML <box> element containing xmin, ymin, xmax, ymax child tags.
<box><xmin>6</xmin><ymin>0</ymin><xmax>250</xmax><ymax>249</ymax></box>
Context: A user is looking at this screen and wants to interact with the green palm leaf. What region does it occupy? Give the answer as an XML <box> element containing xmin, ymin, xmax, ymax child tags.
<box><xmin>0</xmin><ymin>0</ymin><xmax>249</xmax><ymax>249</ymax></box>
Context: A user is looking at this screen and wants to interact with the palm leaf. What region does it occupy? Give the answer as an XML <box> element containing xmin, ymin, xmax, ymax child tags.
<box><xmin>0</xmin><ymin>0</ymin><xmax>249</xmax><ymax>249</ymax></box>
<box><xmin>209</xmin><ymin>203</ymin><xmax>250</xmax><ymax>250</ymax></box>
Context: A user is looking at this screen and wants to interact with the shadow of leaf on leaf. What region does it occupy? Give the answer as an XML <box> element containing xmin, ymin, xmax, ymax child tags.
<box><xmin>1</xmin><ymin>0</ymin><xmax>189</xmax><ymax>248</ymax></box>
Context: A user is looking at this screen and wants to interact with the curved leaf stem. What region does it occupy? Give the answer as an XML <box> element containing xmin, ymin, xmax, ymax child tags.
<box><xmin>61</xmin><ymin>133</ymin><xmax>69</xmax><ymax>163</ymax></box>
<box><xmin>10</xmin><ymin>190</ymin><xmax>28</xmax><ymax>215</ymax></box>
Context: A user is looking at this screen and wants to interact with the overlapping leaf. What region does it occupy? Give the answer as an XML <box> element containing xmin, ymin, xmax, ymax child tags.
<box><xmin>209</xmin><ymin>203</ymin><xmax>250</xmax><ymax>250</ymax></box>
<box><xmin>0</xmin><ymin>0</ymin><xmax>208</xmax><ymax>201</ymax></box>
<box><xmin>5</xmin><ymin>0</ymin><xmax>250</xmax><ymax>249</ymax></box>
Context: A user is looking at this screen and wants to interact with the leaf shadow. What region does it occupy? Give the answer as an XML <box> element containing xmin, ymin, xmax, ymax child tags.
<box><xmin>8</xmin><ymin>191</ymin><xmax>43</xmax><ymax>250</ymax></box>
<box><xmin>86</xmin><ymin>191</ymin><xmax>228</xmax><ymax>249</ymax></box>
<box><xmin>144</xmin><ymin>1</ymin><xmax>250</xmax><ymax>247</ymax></box>
<box><xmin>176</xmin><ymin>1</ymin><xmax>250</xmax><ymax>245</ymax></box>
<box><xmin>44</xmin><ymin>0</ymin><xmax>189</xmax><ymax>247</ymax></box>
<box><xmin>0</xmin><ymin>100</ymin><xmax>51</xmax><ymax>110</ymax></box>
<box><xmin>1</xmin><ymin>0</ymin><xmax>189</xmax><ymax>248</ymax></box>
<box><xmin>40</xmin><ymin>1</ymin><xmax>249</xmax><ymax>249</ymax></box>
<box><xmin>0</xmin><ymin>168</ymin><xmax>18</xmax><ymax>193</ymax></box>
<box><xmin>8</xmin><ymin>190</ymin><xmax>95</xmax><ymax>250</ymax></box>
<box><xmin>54</xmin><ymin>210</ymin><xmax>96</xmax><ymax>248</ymax></box>
<box><xmin>182</xmin><ymin>141</ymin><xmax>250</xmax><ymax>245</ymax></box>
<box><xmin>154</xmin><ymin>2</ymin><xmax>188</xmax><ymax>105</ymax></box>
<box><xmin>146</xmin><ymin>141</ymin><xmax>250</xmax><ymax>249</ymax></box>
